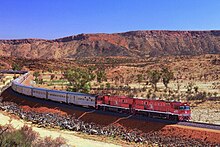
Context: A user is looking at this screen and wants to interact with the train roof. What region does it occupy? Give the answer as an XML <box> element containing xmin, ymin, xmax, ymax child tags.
<box><xmin>106</xmin><ymin>95</ymin><xmax>133</xmax><ymax>99</ymax></box>
<box><xmin>46</xmin><ymin>89</ymin><xmax>96</xmax><ymax>97</ymax></box>
<box><xmin>47</xmin><ymin>89</ymin><xmax>69</xmax><ymax>94</ymax></box>
<box><xmin>20</xmin><ymin>85</ymin><xmax>33</xmax><ymax>89</ymax></box>
<box><xmin>68</xmin><ymin>91</ymin><xmax>96</xmax><ymax>97</ymax></box>
<box><xmin>130</xmin><ymin>97</ymin><xmax>188</xmax><ymax>104</ymax></box>
<box><xmin>15</xmin><ymin>83</ymin><xmax>32</xmax><ymax>88</ymax></box>
<box><xmin>33</xmin><ymin>87</ymin><xmax>49</xmax><ymax>91</ymax></box>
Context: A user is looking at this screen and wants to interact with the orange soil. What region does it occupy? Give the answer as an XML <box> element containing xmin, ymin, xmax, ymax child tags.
<box><xmin>117</xmin><ymin>118</ymin><xmax>220</xmax><ymax>144</ymax></box>
<box><xmin>79</xmin><ymin>112</ymin><xmax>121</xmax><ymax>126</ymax></box>
<box><xmin>161</xmin><ymin>125</ymin><xmax>220</xmax><ymax>144</ymax></box>
<box><xmin>20</xmin><ymin>105</ymin><xmax>67</xmax><ymax>116</ymax></box>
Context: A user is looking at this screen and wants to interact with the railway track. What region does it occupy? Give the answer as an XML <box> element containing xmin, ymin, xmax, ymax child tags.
<box><xmin>1</xmin><ymin>86</ymin><xmax>220</xmax><ymax>132</ymax></box>
<box><xmin>178</xmin><ymin>121</ymin><xmax>220</xmax><ymax>130</ymax></box>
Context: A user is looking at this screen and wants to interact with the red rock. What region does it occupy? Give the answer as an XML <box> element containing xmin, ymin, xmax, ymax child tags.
<box><xmin>0</xmin><ymin>30</ymin><xmax>220</xmax><ymax>59</ymax></box>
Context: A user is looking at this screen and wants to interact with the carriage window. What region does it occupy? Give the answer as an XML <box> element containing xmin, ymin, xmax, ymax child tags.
<box><xmin>179</xmin><ymin>106</ymin><xmax>190</xmax><ymax>110</ymax></box>
<box><xmin>179</xmin><ymin>106</ymin><xmax>184</xmax><ymax>110</ymax></box>
<box><xmin>185</xmin><ymin>106</ymin><xmax>190</xmax><ymax>110</ymax></box>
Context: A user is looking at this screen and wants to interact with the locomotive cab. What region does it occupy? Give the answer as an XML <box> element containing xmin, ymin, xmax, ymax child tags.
<box><xmin>177</xmin><ymin>103</ymin><xmax>191</xmax><ymax>121</ymax></box>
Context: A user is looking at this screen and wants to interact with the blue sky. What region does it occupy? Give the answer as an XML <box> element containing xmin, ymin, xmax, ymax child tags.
<box><xmin>0</xmin><ymin>0</ymin><xmax>220</xmax><ymax>39</ymax></box>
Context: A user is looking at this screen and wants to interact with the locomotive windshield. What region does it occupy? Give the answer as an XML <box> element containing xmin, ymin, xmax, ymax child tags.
<box><xmin>179</xmin><ymin>106</ymin><xmax>190</xmax><ymax>110</ymax></box>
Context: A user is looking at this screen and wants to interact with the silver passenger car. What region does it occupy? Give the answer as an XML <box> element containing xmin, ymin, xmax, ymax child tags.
<box><xmin>32</xmin><ymin>87</ymin><xmax>47</xmax><ymax>99</ymax></box>
<box><xmin>47</xmin><ymin>90</ymin><xmax>67</xmax><ymax>103</ymax></box>
<box><xmin>67</xmin><ymin>92</ymin><xmax>96</xmax><ymax>108</ymax></box>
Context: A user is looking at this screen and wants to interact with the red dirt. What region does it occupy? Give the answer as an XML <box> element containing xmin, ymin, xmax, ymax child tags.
<box><xmin>118</xmin><ymin>118</ymin><xmax>167</xmax><ymax>133</ymax></box>
<box><xmin>160</xmin><ymin>125</ymin><xmax>220</xmax><ymax>144</ymax></box>
<box><xmin>79</xmin><ymin>112</ymin><xmax>120</xmax><ymax>126</ymax></box>
<box><xmin>117</xmin><ymin>119</ymin><xmax>220</xmax><ymax>144</ymax></box>
<box><xmin>20</xmin><ymin>105</ymin><xmax>67</xmax><ymax>116</ymax></box>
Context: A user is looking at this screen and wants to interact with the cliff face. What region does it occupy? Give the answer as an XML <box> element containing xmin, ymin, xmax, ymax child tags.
<box><xmin>0</xmin><ymin>30</ymin><xmax>220</xmax><ymax>59</ymax></box>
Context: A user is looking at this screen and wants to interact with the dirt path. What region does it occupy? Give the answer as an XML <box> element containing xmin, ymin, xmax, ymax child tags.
<box><xmin>0</xmin><ymin>111</ymin><xmax>120</xmax><ymax>147</ymax></box>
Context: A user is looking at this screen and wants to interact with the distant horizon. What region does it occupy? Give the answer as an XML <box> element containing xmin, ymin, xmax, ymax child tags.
<box><xmin>1</xmin><ymin>29</ymin><xmax>220</xmax><ymax>40</ymax></box>
<box><xmin>1</xmin><ymin>0</ymin><xmax>220</xmax><ymax>39</ymax></box>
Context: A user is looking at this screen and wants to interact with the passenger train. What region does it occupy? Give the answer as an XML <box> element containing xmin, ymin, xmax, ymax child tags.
<box><xmin>12</xmin><ymin>72</ymin><xmax>191</xmax><ymax>121</ymax></box>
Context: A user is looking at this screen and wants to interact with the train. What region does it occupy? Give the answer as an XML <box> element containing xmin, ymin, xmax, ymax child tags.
<box><xmin>11</xmin><ymin>72</ymin><xmax>191</xmax><ymax>121</ymax></box>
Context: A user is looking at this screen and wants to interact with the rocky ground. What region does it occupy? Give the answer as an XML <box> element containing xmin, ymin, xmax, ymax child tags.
<box><xmin>0</xmin><ymin>98</ymin><xmax>219</xmax><ymax>146</ymax></box>
<box><xmin>191</xmin><ymin>100</ymin><xmax>220</xmax><ymax>124</ymax></box>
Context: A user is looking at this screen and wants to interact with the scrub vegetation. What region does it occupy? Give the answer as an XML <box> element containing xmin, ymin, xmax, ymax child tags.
<box><xmin>0</xmin><ymin>124</ymin><xmax>66</xmax><ymax>147</ymax></box>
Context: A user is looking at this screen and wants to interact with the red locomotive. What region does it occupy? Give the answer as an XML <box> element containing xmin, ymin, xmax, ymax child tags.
<box><xmin>97</xmin><ymin>95</ymin><xmax>191</xmax><ymax>121</ymax></box>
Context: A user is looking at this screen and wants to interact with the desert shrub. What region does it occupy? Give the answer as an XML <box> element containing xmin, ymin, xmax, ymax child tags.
<box><xmin>0</xmin><ymin>125</ymin><xmax>36</xmax><ymax>146</ymax></box>
<box><xmin>33</xmin><ymin>136</ymin><xmax>66</xmax><ymax>147</ymax></box>
<box><xmin>193</xmin><ymin>86</ymin><xmax>199</xmax><ymax>93</ymax></box>
<box><xmin>142</xmin><ymin>86</ymin><xmax>147</xmax><ymax>92</ymax></box>
<box><xmin>20</xmin><ymin>125</ymin><xmax>38</xmax><ymax>143</ymax></box>
<box><xmin>213</xmin><ymin>92</ymin><xmax>218</xmax><ymax>97</ymax></box>
<box><xmin>186</xmin><ymin>82</ymin><xmax>194</xmax><ymax>94</ymax></box>
<box><xmin>0</xmin><ymin>125</ymin><xmax>66</xmax><ymax>147</ymax></box>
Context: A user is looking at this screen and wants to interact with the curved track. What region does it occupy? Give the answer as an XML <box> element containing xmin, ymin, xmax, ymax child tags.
<box><xmin>1</xmin><ymin>86</ymin><xmax>220</xmax><ymax>132</ymax></box>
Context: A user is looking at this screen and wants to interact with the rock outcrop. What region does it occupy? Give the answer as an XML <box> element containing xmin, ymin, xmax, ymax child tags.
<box><xmin>1</xmin><ymin>30</ymin><xmax>220</xmax><ymax>59</ymax></box>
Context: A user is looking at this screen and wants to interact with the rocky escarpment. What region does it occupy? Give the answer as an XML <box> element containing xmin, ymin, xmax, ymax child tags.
<box><xmin>0</xmin><ymin>30</ymin><xmax>220</xmax><ymax>59</ymax></box>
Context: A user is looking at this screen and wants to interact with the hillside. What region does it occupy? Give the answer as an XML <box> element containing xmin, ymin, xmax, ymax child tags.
<box><xmin>0</xmin><ymin>30</ymin><xmax>220</xmax><ymax>59</ymax></box>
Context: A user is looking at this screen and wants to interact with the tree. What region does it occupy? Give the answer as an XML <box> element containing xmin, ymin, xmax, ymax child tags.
<box><xmin>213</xmin><ymin>92</ymin><xmax>218</xmax><ymax>97</ymax></box>
<box><xmin>50</xmin><ymin>74</ymin><xmax>55</xmax><ymax>81</ymax></box>
<box><xmin>148</xmin><ymin>70</ymin><xmax>161</xmax><ymax>91</ymax></box>
<box><xmin>12</xmin><ymin>63</ymin><xmax>22</xmax><ymax>71</ymax></box>
<box><xmin>161</xmin><ymin>67</ymin><xmax>174</xmax><ymax>90</ymax></box>
<box><xmin>96</xmin><ymin>70</ymin><xmax>107</xmax><ymax>83</ymax></box>
<box><xmin>194</xmin><ymin>86</ymin><xmax>199</xmax><ymax>93</ymax></box>
<box><xmin>33</xmin><ymin>71</ymin><xmax>40</xmax><ymax>84</ymax></box>
<box><xmin>137</xmin><ymin>74</ymin><xmax>144</xmax><ymax>88</ymax></box>
<box><xmin>33</xmin><ymin>71</ymin><xmax>40</xmax><ymax>81</ymax></box>
<box><xmin>82</xmin><ymin>83</ymin><xmax>91</xmax><ymax>93</ymax></box>
<box><xmin>106</xmin><ymin>82</ymin><xmax>111</xmax><ymax>89</ymax></box>
<box><xmin>186</xmin><ymin>82</ymin><xmax>194</xmax><ymax>94</ymax></box>
<box><xmin>64</xmin><ymin>68</ymin><xmax>95</xmax><ymax>93</ymax></box>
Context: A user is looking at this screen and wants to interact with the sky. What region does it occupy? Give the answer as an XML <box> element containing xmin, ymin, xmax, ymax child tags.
<box><xmin>0</xmin><ymin>0</ymin><xmax>220</xmax><ymax>39</ymax></box>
